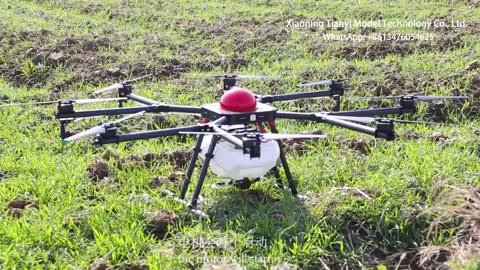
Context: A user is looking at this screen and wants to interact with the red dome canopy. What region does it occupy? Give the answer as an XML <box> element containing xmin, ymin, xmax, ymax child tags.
<box><xmin>220</xmin><ymin>88</ymin><xmax>257</xmax><ymax>112</ymax></box>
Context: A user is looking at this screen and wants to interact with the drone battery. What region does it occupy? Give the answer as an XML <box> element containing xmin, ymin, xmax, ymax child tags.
<box><xmin>199</xmin><ymin>135</ymin><xmax>280</xmax><ymax>180</ymax></box>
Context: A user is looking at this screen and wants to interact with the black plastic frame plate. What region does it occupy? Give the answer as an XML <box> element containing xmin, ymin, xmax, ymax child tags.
<box><xmin>201</xmin><ymin>102</ymin><xmax>277</xmax><ymax>124</ymax></box>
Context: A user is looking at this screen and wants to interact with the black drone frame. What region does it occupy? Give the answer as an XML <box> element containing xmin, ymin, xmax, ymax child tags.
<box><xmin>55</xmin><ymin>80</ymin><xmax>422</xmax><ymax>209</ymax></box>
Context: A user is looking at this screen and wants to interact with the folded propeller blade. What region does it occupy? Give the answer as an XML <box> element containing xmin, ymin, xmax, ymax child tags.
<box><xmin>73</xmin><ymin>97</ymin><xmax>128</xmax><ymax>104</ymax></box>
<box><xmin>61</xmin><ymin>126</ymin><xmax>107</xmax><ymax>144</ymax></box>
<box><xmin>332</xmin><ymin>115</ymin><xmax>453</xmax><ymax>125</ymax></box>
<box><xmin>0</xmin><ymin>97</ymin><xmax>127</xmax><ymax>108</ymax></box>
<box><xmin>62</xmin><ymin>111</ymin><xmax>146</xmax><ymax>144</ymax></box>
<box><xmin>92</xmin><ymin>83</ymin><xmax>123</xmax><ymax>96</ymax></box>
<box><xmin>415</xmin><ymin>95</ymin><xmax>468</xmax><ymax>102</ymax></box>
<box><xmin>347</xmin><ymin>95</ymin><xmax>468</xmax><ymax>102</ymax></box>
<box><xmin>111</xmin><ymin>111</ymin><xmax>146</xmax><ymax>124</ymax></box>
<box><xmin>0</xmin><ymin>101</ymin><xmax>58</xmax><ymax>108</ymax></box>
<box><xmin>124</xmin><ymin>74</ymin><xmax>153</xmax><ymax>83</ymax></box>
<box><xmin>298</xmin><ymin>79</ymin><xmax>343</xmax><ymax>88</ymax></box>
<box><xmin>92</xmin><ymin>74</ymin><xmax>153</xmax><ymax>96</ymax></box>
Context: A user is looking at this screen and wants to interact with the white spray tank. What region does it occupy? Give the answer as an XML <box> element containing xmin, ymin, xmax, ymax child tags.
<box><xmin>199</xmin><ymin>135</ymin><xmax>280</xmax><ymax>180</ymax></box>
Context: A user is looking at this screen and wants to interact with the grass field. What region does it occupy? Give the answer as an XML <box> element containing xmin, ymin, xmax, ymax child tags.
<box><xmin>1</xmin><ymin>0</ymin><xmax>480</xmax><ymax>269</ymax></box>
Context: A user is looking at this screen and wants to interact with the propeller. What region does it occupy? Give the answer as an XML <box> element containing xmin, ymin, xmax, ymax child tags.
<box><xmin>211</xmin><ymin>74</ymin><xmax>274</xmax><ymax>80</ymax></box>
<box><xmin>92</xmin><ymin>74</ymin><xmax>153</xmax><ymax>96</ymax></box>
<box><xmin>0</xmin><ymin>97</ymin><xmax>127</xmax><ymax>108</ymax></box>
<box><xmin>298</xmin><ymin>79</ymin><xmax>344</xmax><ymax>88</ymax></box>
<box><xmin>179</xmin><ymin>131</ymin><xmax>327</xmax><ymax>141</ymax></box>
<box><xmin>347</xmin><ymin>95</ymin><xmax>468</xmax><ymax>102</ymax></box>
<box><xmin>331</xmin><ymin>115</ymin><xmax>453</xmax><ymax>125</ymax></box>
<box><xmin>61</xmin><ymin>111</ymin><xmax>145</xmax><ymax>144</ymax></box>
<box><xmin>70</xmin><ymin>97</ymin><xmax>127</xmax><ymax>104</ymax></box>
<box><xmin>0</xmin><ymin>101</ymin><xmax>59</xmax><ymax>107</ymax></box>
<box><xmin>92</xmin><ymin>83</ymin><xmax>123</xmax><ymax>96</ymax></box>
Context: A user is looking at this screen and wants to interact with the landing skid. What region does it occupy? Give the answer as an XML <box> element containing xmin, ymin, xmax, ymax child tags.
<box><xmin>171</xmin><ymin>123</ymin><xmax>302</xmax><ymax>216</ymax></box>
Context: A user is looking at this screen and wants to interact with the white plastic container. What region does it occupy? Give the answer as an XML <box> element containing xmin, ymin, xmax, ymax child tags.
<box><xmin>199</xmin><ymin>135</ymin><xmax>280</xmax><ymax>180</ymax></box>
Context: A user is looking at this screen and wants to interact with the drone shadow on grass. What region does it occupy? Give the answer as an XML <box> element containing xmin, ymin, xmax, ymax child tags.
<box><xmin>200</xmin><ymin>181</ymin><xmax>341</xmax><ymax>268</ymax></box>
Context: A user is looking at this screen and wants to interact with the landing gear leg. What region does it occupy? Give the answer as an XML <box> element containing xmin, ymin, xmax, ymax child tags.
<box><xmin>190</xmin><ymin>135</ymin><xmax>219</xmax><ymax>209</ymax></box>
<box><xmin>268</xmin><ymin>122</ymin><xmax>298</xmax><ymax>196</ymax></box>
<box><xmin>179</xmin><ymin>134</ymin><xmax>205</xmax><ymax>199</ymax></box>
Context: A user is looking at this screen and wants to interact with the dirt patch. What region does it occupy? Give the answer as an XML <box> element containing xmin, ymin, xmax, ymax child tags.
<box><xmin>101</xmin><ymin>149</ymin><xmax>121</xmax><ymax>161</ymax></box>
<box><xmin>334</xmin><ymin>40</ymin><xmax>411</xmax><ymax>60</ymax></box>
<box><xmin>80</xmin><ymin>3</ymin><xmax>104</xmax><ymax>13</ymax></box>
<box><xmin>282</xmin><ymin>129</ymin><xmax>324</xmax><ymax>155</ymax></box>
<box><xmin>429</xmin><ymin>131</ymin><xmax>448</xmax><ymax>142</ymax></box>
<box><xmin>283</xmin><ymin>141</ymin><xmax>308</xmax><ymax>154</ymax></box>
<box><xmin>154</xmin><ymin>57</ymin><xmax>190</xmax><ymax>78</ymax></box>
<box><xmin>403</xmin><ymin>129</ymin><xmax>422</xmax><ymax>140</ymax></box>
<box><xmin>0</xmin><ymin>170</ymin><xmax>13</xmax><ymax>182</ymax></box>
<box><xmin>0</xmin><ymin>31</ymin><xmax>125</xmax><ymax>88</ymax></box>
<box><xmin>192</xmin><ymin>54</ymin><xmax>250</xmax><ymax>72</ymax></box>
<box><xmin>141</xmin><ymin>152</ymin><xmax>158</xmax><ymax>163</ymax></box>
<box><xmin>349</xmin><ymin>138</ymin><xmax>373</xmax><ymax>155</ymax></box>
<box><xmin>124</xmin><ymin>261</ymin><xmax>149</xmax><ymax>270</ymax></box>
<box><xmin>7</xmin><ymin>197</ymin><xmax>38</xmax><ymax>209</ymax></box>
<box><xmin>468</xmin><ymin>73</ymin><xmax>480</xmax><ymax>116</ymax></box>
<box><xmin>144</xmin><ymin>209</ymin><xmax>178</xmax><ymax>238</ymax></box>
<box><xmin>87</xmin><ymin>158</ymin><xmax>111</xmax><ymax>182</ymax></box>
<box><xmin>120</xmin><ymin>152</ymin><xmax>160</xmax><ymax>168</ymax></box>
<box><xmin>465</xmin><ymin>60</ymin><xmax>479</xmax><ymax>71</ymax></box>
<box><xmin>89</xmin><ymin>258</ymin><xmax>110</xmax><ymax>270</ymax></box>
<box><xmin>6</xmin><ymin>197</ymin><xmax>38</xmax><ymax>217</ymax></box>
<box><xmin>345</xmin><ymin>64</ymin><xmax>468</xmax><ymax>97</ymax></box>
<box><xmin>150</xmin><ymin>176</ymin><xmax>170</xmax><ymax>188</ymax></box>
<box><xmin>471</xmin><ymin>72</ymin><xmax>480</xmax><ymax>92</ymax></box>
<box><xmin>0</xmin><ymin>95</ymin><xmax>9</xmax><ymax>102</ymax></box>
<box><xmin>150</xmin><ymin>171</ymin><xmax>184</xmax><ymax>188</ymax></box>
<box><xmin>425</xmin><ymin>102</ymin><xmax>454</xmax><ymax>122</ymax></box>
<box><xmin>124</xmin><ymin>154</ymin><xmax>150</xmax><ymax>166</ymax></box>
<box><xmin>164</xmin><ymin>150</ymin><xmax>192</xmax><ymax>168</ymax></box>
<box><xmin>119</xmin><ymin>150</ymin><xmax>192</xmax><ymax>169</ymax></box>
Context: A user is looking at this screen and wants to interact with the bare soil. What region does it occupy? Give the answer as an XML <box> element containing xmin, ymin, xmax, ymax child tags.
<box><xmin>144</xmin><ymin>209</ymin><xmax>178</xmax><ymax>238</ymax></box>
<box><xmin>87</xmin><ymin>158</ymin><xmax>111</xmax><ymax>181</ymax></box>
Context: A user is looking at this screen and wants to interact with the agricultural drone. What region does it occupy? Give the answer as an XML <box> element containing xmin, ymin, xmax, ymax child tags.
<box><xmin>0</xmin><ymin>74</ymin><xmax>468</xmax><ymax>212</ymax></box>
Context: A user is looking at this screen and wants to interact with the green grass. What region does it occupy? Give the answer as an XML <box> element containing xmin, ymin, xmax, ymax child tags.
<box><xmin>1</xmin><ymin>0</ymin><xmax>479</xmax><ymax>269</ymax></box>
